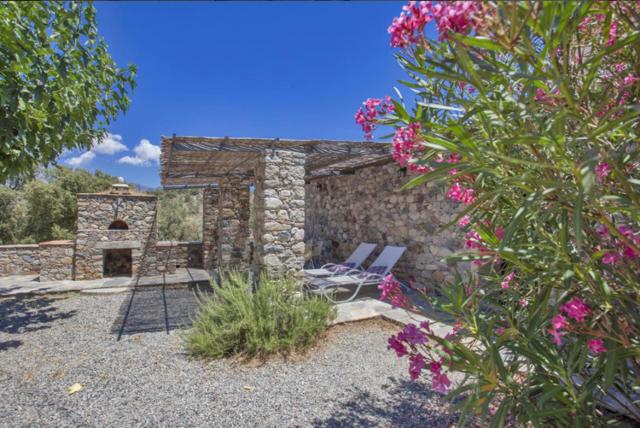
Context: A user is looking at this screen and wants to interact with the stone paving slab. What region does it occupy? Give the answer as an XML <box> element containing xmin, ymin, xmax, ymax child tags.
<box><xmin>0</xmin><ymin>268</ymin><xmax>210</xmax><ymax>297</ymax></box>
<box><xmin>332</xmin><ymin>297</ymin><xmax>453</xmax><ymax>336</ymax></box>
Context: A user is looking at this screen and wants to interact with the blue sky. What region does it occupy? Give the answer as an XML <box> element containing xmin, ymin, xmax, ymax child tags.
<box><xmin>61</xmin><ymin>2</ymin><xmax>415</xmax><ymax>188</ymax></box>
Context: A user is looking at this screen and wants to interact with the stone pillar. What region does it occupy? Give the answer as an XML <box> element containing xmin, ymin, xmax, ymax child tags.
<box><xmin>217</xmin><ymin>178</ymin><xmax>251</xmax><ymax>271</ymax></box>
<box><xmin>202</xmin><ymin>188</ymin><xmax>219</xmax><ymax>271</ymax></box>
<box><xmin>253</xmin><ymin>150</ymin><xmax>306</xmax><ymax>278</ymax></box>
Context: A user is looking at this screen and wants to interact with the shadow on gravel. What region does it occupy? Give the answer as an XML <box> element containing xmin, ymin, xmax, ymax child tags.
<box><xmin>0</xmin><ymin>339</ymin><xmax>22</xmax><ymax>351</ymax></box>
<box><xmin>111</xmin><ymin>281</ymin><xmax>211</xmax><ymax>338</ymax></box>
<box><xmin>0</xmin><ymin>296</ymin><xmax>77</xmax><ymax>338</ymax></box>
<box><xmin>312</xmin><ymin>377</ymin><xmax>458</xmax><ymax>428</ymax></box>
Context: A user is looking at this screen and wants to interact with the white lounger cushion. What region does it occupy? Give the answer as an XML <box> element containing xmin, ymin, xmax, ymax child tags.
<box><xmin>304</xmin><ymin>242</ymin><xmax>377</xmax><ymax>278</ymax></box>
<box><xmin>310</xmin><ymin>245</ymin><xmax>407</xmax><ymax>289</ymax></box>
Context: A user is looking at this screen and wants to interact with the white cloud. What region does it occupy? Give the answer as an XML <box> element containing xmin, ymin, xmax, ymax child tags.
<box><xmin>117</xmin><ymin>139</ymin><xmax>160</xmax><ymax>167</ymax></box>
<box><xmin>63</xmin><ymin>132</ymin><xmax>128</xmax><ymax>168</ymax></box>
<box><xmin>65</xmin><ymin>151</ymin><xmax>96</xmax><ymax>167</ymax></box>
<box><xmin>92</xmin><ymin>133</ymin><xmax>128</xmax><ymax>155</ymax></box>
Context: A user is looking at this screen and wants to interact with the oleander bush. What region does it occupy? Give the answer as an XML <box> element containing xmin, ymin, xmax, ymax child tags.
<box><xmin>360</xmin><ymin>1</ymin><xmax>640</xmax><ymax>426</ymax></box>
<box><xmin>185</xmin><ymin>272</ymin><xmax>334</xmax><ymax>359</ymax></box>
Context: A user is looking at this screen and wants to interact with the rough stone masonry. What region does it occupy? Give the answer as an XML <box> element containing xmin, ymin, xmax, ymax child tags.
<box><xmin>305</xmin><ymin>162</ymin><xmax>465</xmax><ymax>290</ymax></box>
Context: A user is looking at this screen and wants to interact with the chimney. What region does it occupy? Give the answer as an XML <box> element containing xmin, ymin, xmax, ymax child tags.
<box><xmin>111</xmin><ymin>178</ymin><xmax>130</xmax><ymax>194</ymax></box>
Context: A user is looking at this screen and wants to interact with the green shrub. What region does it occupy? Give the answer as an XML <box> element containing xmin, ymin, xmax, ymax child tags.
<box><xmin>366</xmin><ymin>1</ymin><xmax>640</xmax><ymax>425</ymax></box>
<box><xmin>185</xmin><ymin>272</ymin><xmax>334</xmax><ymax>359</ymax></box>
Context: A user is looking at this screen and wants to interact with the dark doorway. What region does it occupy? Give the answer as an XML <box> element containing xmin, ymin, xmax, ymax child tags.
<box><xmin>108</xmin><ymin>220</ymin><xmax>129</xmax><ymax>230</ymax></box>
<box><xmin>103</xmin><ymin>249</ymin><xmax>132</xmax><ymax>277</ymax></box>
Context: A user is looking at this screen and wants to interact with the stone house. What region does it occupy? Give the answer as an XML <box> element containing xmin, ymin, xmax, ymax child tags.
<box><xmin>161</xmin><ymin>136</ymin><xmax>463</xmax><ymax>288</ymax></box>
<box><xmin>0</xmin><ymin>135</ymin><xmax>462</xmax><ymax>288</ymax></box>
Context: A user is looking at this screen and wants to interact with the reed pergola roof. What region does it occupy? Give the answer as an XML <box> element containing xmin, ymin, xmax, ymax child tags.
<box><xmin>160</xmin><ymin>136</ymin><xmax>393</xmax><ymax>188</ymax></box>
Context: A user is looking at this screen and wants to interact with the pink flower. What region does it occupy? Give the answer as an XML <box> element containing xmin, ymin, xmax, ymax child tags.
<box><xmin>596</xmin><ymin>224</ymin><xmax>609</xmax><ymax>239</ymax></box>
<box><xmin>534</xmin><ymin>88</ymin><xmax>548</xmax><ymax>102</ymax></box>
<box><xmin>622</xmin><ymin>75</ymin><xmax>639</xmax><ymax>87</ymax></box>
<box><xmin>355</xmin><ymin>97</ymin><xmax>394</xmax><ymax>140</ymax></box>
<box><xmin>588</xmin><ymin>338</ymin><xmax>607</xmax><ymax>354</ymax></box>
<box><xmin>552</xmin><ymin>314</ymin><xmax>567</xmax><ymax>330</ymax></box>
<box><xmin>429</xmin><ymin>360</ymin><xmax>442</xmax><ymax>374</ymax></box>
<box><xmin>388</xmin><ymin>1</ymin><xmax>433</xmax><ymax>48</ymax></box>
<box><xmin>392</xmin><ymin>123</ymin><xmax>429</xmax><ymax>174</ymax></box>
<box><xmin>378</xmin><ymin>274</ymin><xmax>408</xmax><ymax>308</ymax></box>
<box><xmin>596</xmin><ymin>162</ymin><xmax>611</xmax><ymax>179</ymax></box>
<box><xmin>549</xmin><ymin>327</ymin><xmax>565</xmax><ymax>346</ymax></box>
<box><xmin>398</xmin><ymin>323</ymin><xmax>427</xmax><ymax>345</ymax></box>
<box><xmin>606</xmin><ymin>21</ymin><xmax>618</xmax><ymax>47</ymax></box>
<box><xmin>561</xmin><ymin>297</ymin><xmax>591</xmax><ymax>323</ymax></box>
<box><xmin>447</xmin><ymin>182</ymin><xmax>475</xmax><ymax>204</ymax></box>
<box><xmin>432</xmin><ymin>372</ymin><xmax>452</xmax><ymax>393</ymax></box>
<box><xmin>495</xmin><ymin>326</ymin><xmax>505</xmax><ymax>336</ymax></box>
<box><xmin>518</xmin><ymin>298</ymin><xmax>528</xmax><ymax>308</ymax></box>
<box><xmin>388</xmin><ymin>335</ymin><xmax>408</xmax><ymax>357</ymax></box>
<box><xmin>501</xmin><ymin>271</ymin><xmax>515</xmax><ymax>289</ymax></box>
<box><xmin>431</xmin><ymin>1</ymin><xmax>484</xmax><ymax>40</ymax></box>
<box><xmin>602</xmin><ymin>251</ymin><xmax>622</xmax><ymax>265</ymax></box>
<box><xmin>408</xmin><ymin>353</ymin><xmax>426</xmax><ymax>380</ymax></box>
<box><xmin>465</xmin><ymin>229</ymin><xmax>484</xmax><ymax>250</ymax></box>
<box><xmin>457</xmin><ymin>215</ymin><xmax>471</xmax><ymax>228</ymax></box>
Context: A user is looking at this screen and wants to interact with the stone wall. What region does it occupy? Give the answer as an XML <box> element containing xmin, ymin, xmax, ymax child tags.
<box><xmin>39</xmin><ymin>240</ymin><xmax>75</xmax><ymax>281</ymax></box>
<box><xmin>202</xmin><ymin>188</ymin><xmax>219</xmax><ymax>271</ymax></box>
<box><xmin>253</xmin><ymin>150</ymin><xmax>306</xmax><ymax>278</ymax></box>
<box><xmin>156</xmin><ymin>241</ymin><xmax>203</xmax><ymax>273</ymax></box>
<box><xmin>202</xmin><ymin>181</ymin><xmax>251</xmax><ymax>273</ymax></box>
<box><xmin>0</xmin><ymin>244</ymin><xmax>40</xmax><ymax>276</ymax></box>
<box><xmin>75</xmin><ymin>194</ymin><xmax>158</xmax><ymax>280</ymax></box>
<box><xmin>305</xmin><ymin>162</ymin><xmax>464</xmax><ymax>289</ymax></box>
<box><xmin>218</xmin><ymin>178</ymin><xmax>251</xmax><ymax>270</ymax></box>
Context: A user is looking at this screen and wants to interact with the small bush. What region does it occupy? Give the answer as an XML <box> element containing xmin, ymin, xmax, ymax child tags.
<box><xmin>185</xmin><ymin>272</ymin><xmax>334</xmax><ymax>359</ymax></box>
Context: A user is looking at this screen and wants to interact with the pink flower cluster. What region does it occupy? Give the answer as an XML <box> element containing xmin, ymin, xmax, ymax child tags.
<box><xmin>596</xmin><ymin>162</ymin><xmax>611</xmax><ymax>180</ymax></box>
<box><xmin>447</xmin><ymin>182</ymin><xmax>475</xmax><ymax>204</ymax></box>
<box><xmin>391</xmin><ymin>123</ymin><xmax>432</xmax><ymax>173</ymax></box>
<box><xmin>598</xmin><ymin>224</ymin><xmax>640</xmax><ymax>265</ymax></box>
<box><xmin>378</xmin><ymin>274</ymin><xmax>408</xmax><ymax>308</ymax></box>
<box><xmin>387</xmin><ymin>321</ymin><xmax>452</xmax><ymax>392</ymax></box>
<box><xmin>430</xmin><ymin>1</ymin><xmax>484</xmax><ymax>40</ymax></box>
<box><xmin>354</xmin><ymin>97</ymin><xmax>394</xmax><ymax>141</ymax></box>
<box><xmin>577</xmin><ymin>13</ymin><xmax>617</xmax><ymax>46</ymax></box>
<box><xmin>548</xmin><ymin>297</ymin><xmax>604</xmax><ymax>354</ymax></box>
<box><xmin>500</xmin><ymin>271</ymin><xmax>515</xmax><ymax>289</ymax></box>
<box><xmin>596</xmin><ymin>72</ymin><xmax>638</xmax><ymax>118</ymax></box>
<box><xmin>588</xmin><ymin>339</ymin><xmax>606</xmax><ymax>354</ymax></box>
<box><xmin>388</xmin><ymin>1</ymin><xmax>432</xmax><ymax>48</ymax></box>
<box><xmin>388</xmin><ymin>1</ymin><xmax>485</xmax><ymax>48</ymax></box>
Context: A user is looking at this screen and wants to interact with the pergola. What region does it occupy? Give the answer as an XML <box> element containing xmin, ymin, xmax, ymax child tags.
<box><xmin>160</xmin><ymin>136</ymin><xmax>392</xmax><ymax>187</ymax></box>
<box><xmin>159</xmin><ymin>136</ymin><xmax>392</xmax><ymax>278</ymax></box>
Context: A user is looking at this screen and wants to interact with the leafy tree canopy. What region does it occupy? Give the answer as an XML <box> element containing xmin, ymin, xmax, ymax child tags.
<box><xmin>0</xmin><ymin>1</ymin><xmax>136</xmax><ymax>181</ymax></box>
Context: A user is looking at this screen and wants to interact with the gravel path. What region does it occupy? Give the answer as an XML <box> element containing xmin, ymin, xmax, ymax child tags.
<box><xmin>0</xmin><ymin>290</ymin><xmax>457</xmax><ymax>427</ymax></box>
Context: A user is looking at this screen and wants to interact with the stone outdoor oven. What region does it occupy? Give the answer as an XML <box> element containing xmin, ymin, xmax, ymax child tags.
<box><xmin>74</xmin><ymin>184</ymin><xmax>158</xmax><ymax>280</ymax></box>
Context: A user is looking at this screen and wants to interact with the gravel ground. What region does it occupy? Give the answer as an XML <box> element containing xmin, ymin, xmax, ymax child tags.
<box><xmin>0</xmin><ymin>290</ymin><xmax>458</xmax><ymax>427</ymax></box>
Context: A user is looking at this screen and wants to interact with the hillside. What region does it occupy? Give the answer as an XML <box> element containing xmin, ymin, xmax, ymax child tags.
<box><xmin>0</xmin><ymin>166</ymin><xmax>202</xmax><ymax>245</ymax></box>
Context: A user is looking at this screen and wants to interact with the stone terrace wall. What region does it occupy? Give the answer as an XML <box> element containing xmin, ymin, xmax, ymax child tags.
<box><xmin>155</xmin><ymin>241</ymin><xmax>203</xmax><ymax>273</ymax></box>
<box><xmin>305</xmin><ymin>162</ymin><xmax>464</xmax><ymax>289</ymax></box>
<box><xmin>0</xmin><ymin>244</ymin><xmax>40</xmax><ymax>276</ymax></box>
<box><xmin>39</xmin><ymin>240</ymin><xmax>74</xmax><ymax>281</ymax></box>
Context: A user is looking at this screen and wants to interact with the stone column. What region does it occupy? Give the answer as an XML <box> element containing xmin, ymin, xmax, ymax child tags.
<box><xmin>202</xmin><ymin>188</ymin><xmax>219</xmax><ymax>271</ymax></box>
<box><xmin>217</xmin><ymin>178</ymin><xmax>251</xmax><ymax>271</ymax></box>
<box><xmin>253</xmin><ymin>150</ymin><xmax>306</xmax><ymax>278</ymax></box>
